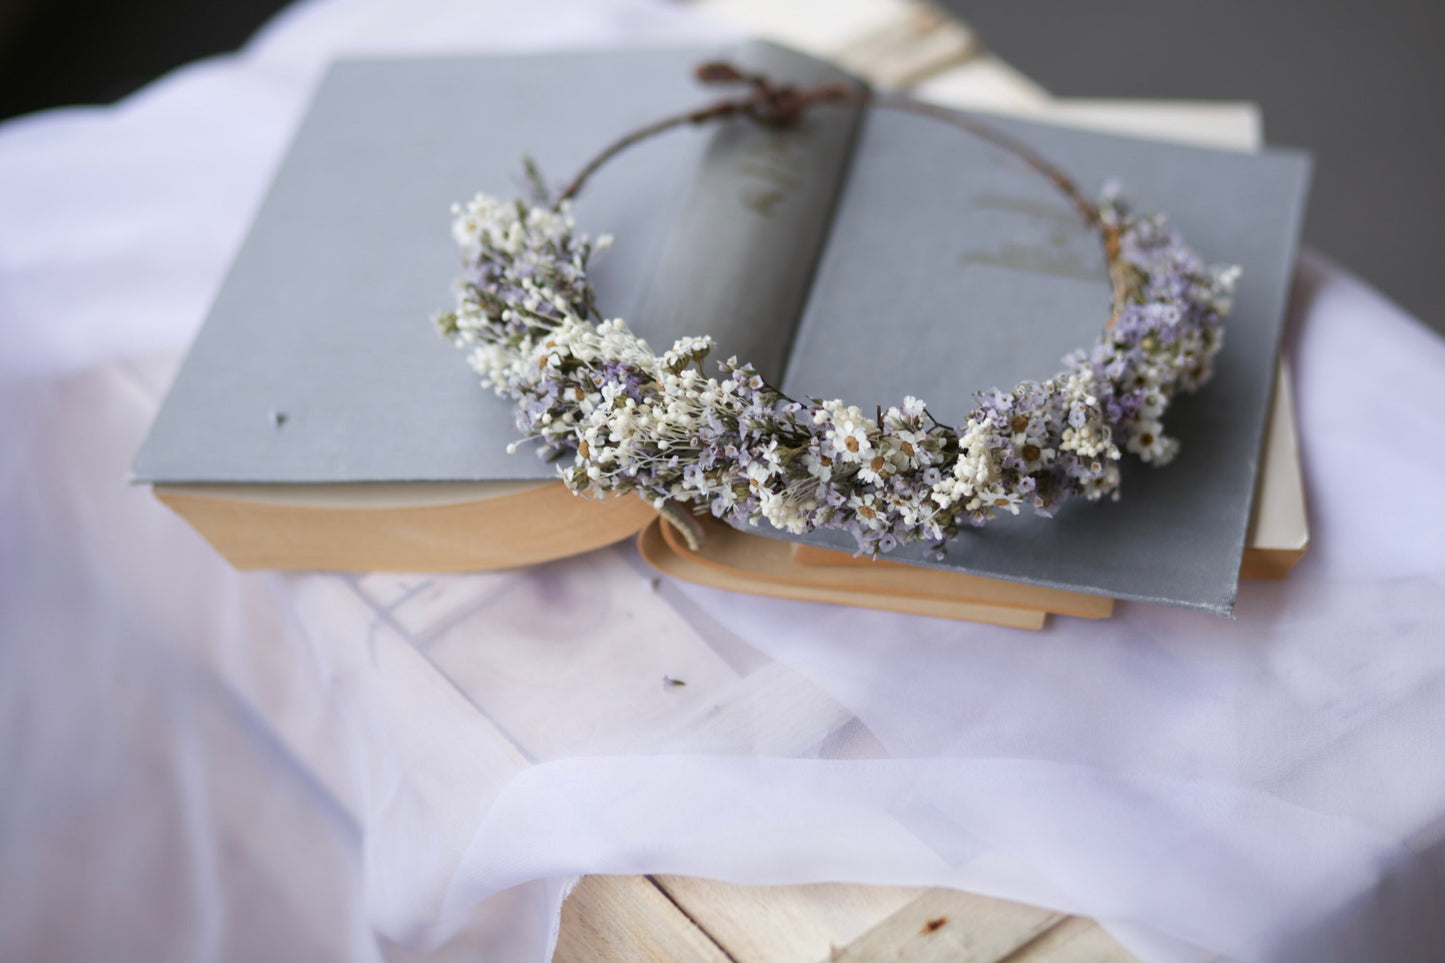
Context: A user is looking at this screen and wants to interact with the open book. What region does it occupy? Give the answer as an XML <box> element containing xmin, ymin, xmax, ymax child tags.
<box><xmin>132</xmin><ymin>40</ymin><xmax>1311</xmax><ymax>618</ymax></box>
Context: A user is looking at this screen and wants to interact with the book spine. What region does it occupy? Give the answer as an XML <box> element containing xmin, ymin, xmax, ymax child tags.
<box><xmin>631</xmin><ymin>41</ymin><xmax>866</xmax><ymax>384</ymax></box>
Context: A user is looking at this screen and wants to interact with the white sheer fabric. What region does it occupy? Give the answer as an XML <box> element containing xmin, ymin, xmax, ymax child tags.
<box><xmin>2</xmin><ymin>2</ymin><xmax>1443</xmax><ymax>961</ymax></box>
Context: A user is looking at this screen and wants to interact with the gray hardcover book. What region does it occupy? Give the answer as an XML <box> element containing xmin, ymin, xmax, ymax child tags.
<box><xmin>132</xmin><ymin>40</ymin><xmax>1311</xmax><ymax>614</ymax></box>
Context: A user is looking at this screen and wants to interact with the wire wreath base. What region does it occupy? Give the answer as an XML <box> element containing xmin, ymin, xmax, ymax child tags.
<box><xmin>436</xmin><ymin>62</ymin><xmax>1240</xmax><ymax>558</ymax></box>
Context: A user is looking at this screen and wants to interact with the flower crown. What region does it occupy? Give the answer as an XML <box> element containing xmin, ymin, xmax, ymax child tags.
<box><xmin>436</xmin><ymin>62</ymin><xmax>1240</xmax><ymax>557</ymax></box>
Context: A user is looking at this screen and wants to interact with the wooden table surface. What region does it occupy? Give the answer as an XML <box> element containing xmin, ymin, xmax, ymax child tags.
<box><xmin>557</xmin><ymin>876</ymin><xmax>1137</xmax><ymax>962</ymax></box>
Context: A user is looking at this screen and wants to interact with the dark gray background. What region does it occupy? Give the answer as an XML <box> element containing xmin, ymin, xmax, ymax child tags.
<box><xmin>2</xmin><ymin>0</ymin><xmax>1440</xmax><ymax>330</ymax></box>
<box><xmin>945</xmin><ymin>0</ymin><xmax>1443</xmax><ymax>333</ymax></box>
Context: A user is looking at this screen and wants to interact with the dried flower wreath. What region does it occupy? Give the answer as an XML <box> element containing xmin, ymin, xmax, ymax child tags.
<box><xmin>435</xmin><ymin>62</ymin><xmax>1240</xmax><ymax>556</ymax></box>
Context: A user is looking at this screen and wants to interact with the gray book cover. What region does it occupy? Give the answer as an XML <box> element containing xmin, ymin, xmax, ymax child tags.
<box><xmin>132</xmin><ymin>41</ymin><xmax>1311</xmax><ymax>614</ymax></box>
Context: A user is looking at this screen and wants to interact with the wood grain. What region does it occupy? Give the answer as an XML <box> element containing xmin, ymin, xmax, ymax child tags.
<box><xmin>999</xmin><ymin>916</ymin><xmax>1138</xmax><ymax>963</ymax></box>
<box><xmin>652</xmin><ymin>877</ymin><xmax>927</xmax><ymax>963</ymax></box>
<box><xmin>554</xmin><ymin>876</ymin><xmax>733</xmax><ymax>963</ymax></box>
<box><xmin>827</xmin><ymin>889</ymin><xmax>1064</xmax><ymax>963</ymax></box>
<box><xmin>555</xmin><ymin>878</ymin><xmax>1140</xmax><ymax>963</ymax></box>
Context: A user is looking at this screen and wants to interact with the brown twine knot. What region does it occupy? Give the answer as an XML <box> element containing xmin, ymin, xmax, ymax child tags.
<box><xmin>693</xmin><ymin>60</ymin><xmax>856</xmax><ymax>128</ymax></box>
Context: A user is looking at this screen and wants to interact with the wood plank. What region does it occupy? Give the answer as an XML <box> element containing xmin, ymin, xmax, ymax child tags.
<box><xmin>827</xmin><ymin>888</ymin><xmax>1064</xmax><ymax>963</ymax></box>
<box><xmin>829</xmin><ymin>5</ymin><xmax>977</xmax><ymax>88</ymax></box>
<box><xmin>695</xmin><ymin>0</ymin><xmax>976</xmax><ymax>87</ymax></box>
<box><xmin>554</xmin><ymin>876</ymin><xmax>733</xmax><ymax>963</ymax></box>
<box><xmin>998</xmin><ymin>915</ymin><xmax>1136</xmax><ymax>963</ymax></box>
<box><xmin>652</xmin><ymin>877</ymin><xmax>927</xmax><ymax>963</ymax></box>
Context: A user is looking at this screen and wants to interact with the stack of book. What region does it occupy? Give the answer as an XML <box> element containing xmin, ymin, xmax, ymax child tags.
<box><xmin>132</xmin><ymin>11</ymin><xmax>1310</xmax><ymax>629</ymax></box>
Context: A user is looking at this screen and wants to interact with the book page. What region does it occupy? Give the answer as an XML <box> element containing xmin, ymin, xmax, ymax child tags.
<box><xmin>630</xmin><ymin>41</ymin><xmax>865</xmax><ymax>383</ymax></box>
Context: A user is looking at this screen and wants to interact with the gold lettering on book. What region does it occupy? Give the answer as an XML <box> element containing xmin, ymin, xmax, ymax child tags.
<box><xmin>737</xmin><ymin>129</ymin><xmax>807</xmax><ymax>218</ymax></box>
<box><xmin>960</xmin><ymin>246</ymin><xmax>1102</xmax><ymax>281</ymax></box>
<box><xmin>958</xmin><ymin>192</ymin><xmax>1102</xmax><ymax>281</ymax></box>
